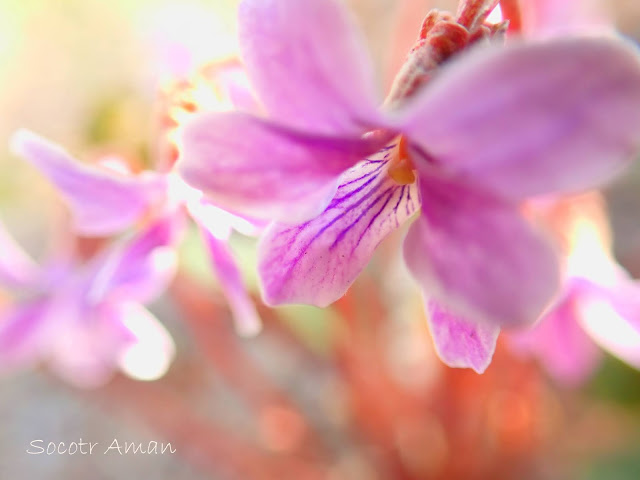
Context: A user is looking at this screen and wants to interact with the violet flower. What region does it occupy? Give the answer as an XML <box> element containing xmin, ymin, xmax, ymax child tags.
<box><xmin>511</xmin><ymin>194</ymin><xmax>640</xmax><ymax>384</ymax></box>
<box><xmin>178</xmin><ymin>0</ymin><xmax>640</xmax><ymax>372</ymax></box>
<box><xmin>0</xmin><ymin>215</ymin><xmax>180</xmax><ymax>387</ymax></box>
<box><xmin>10</xmin><ymin>63</ymin><xmax>263</xmax><ymax>336</ymax></box>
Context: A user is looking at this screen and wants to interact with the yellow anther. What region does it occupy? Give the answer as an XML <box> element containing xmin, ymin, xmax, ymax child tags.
<box><xmin>388</xmin><ymin>136</ymin><xmax>416</xmax><ymax>185</ymax></box>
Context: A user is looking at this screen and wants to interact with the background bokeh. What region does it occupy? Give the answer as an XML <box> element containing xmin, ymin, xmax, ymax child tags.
<box><xmin>3</xmin><ymin>1</ymin><xmax>640</xmax><ymax>479</ymax></box>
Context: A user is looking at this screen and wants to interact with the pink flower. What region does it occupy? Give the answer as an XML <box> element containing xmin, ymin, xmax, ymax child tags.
<box><xmin>512</xmin><ymin>194</ymin><xmax>640</xmax><ymax>384</ymax></box>
<box><xmin>0</xmin><ymin>216</ymin><xmax>180</xmax><ymax>387</ymax></box>
<box><xmin>178</xmin><ymin>0</ymin><xmax>640</xmax><ymax>373</ymax></box>
<box><xmin>10</xmin><ymin>61</ymin><xmax>263</xmax><ymax>336</ymax></box>
<box><xmin>518</xmin><ymin>0</ymin><xmax>611</xmax><ymax>35</ymax></box>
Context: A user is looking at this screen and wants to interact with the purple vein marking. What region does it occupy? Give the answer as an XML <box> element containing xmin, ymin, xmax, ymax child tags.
<box><xmin>406</xmin><ymin>187</ymin><xmax>415</xmax><ymax>216</ymax></box>
<box><xmin>337</xmin><ymin>162</ymin><xmax>385</xmax><ymax>190</ymax></box>
<box><xmin>330</xmin><ymin>168</ymin><xmax>383</xmax><ymax>207</ymax></box>
<box><xmin>350</xmin><ymin>188</ymin><xmax>397</xmax><ymax>253</ymax></box>
<box><xmin>329</xmin><ymin>185</ymin><xmax>396</xmax><ymax>251</ymax></box>
<box><xmin>269</xmin><ymin>178</ymin><xmax>387</xmax><ymax>279</ymax></box>
<box><xmin>393</xmin><ymin>186</ymin><xmax>407</xmax><ymax>227</ymax></box>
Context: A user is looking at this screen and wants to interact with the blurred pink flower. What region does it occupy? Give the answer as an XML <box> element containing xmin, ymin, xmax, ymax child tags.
<box><xmin>0</xmin><ymin>215</ymin><xmax>180</xmax><ymax>387</ymax></box>
<box><xmin>178</xmin><ymin>0</ymin><xmax>640</xmax><ymax>372</ymax></box>
<box><xmin>518</xmin><ymin>0</ymin><xmax>611</xmax><ymax>35</ymax></box>
<box><xmin>498</xmin><ymin>0</ymin><xmax>640</xmax><ymax>385</ymax></box>
<box><xmin>512</xmin><ymin>195</ymin><xmax>640</xmax><ymax>385</ymax></box>
<box><xmin>11</xmin><ymin>61</ymin><xmax>263</xmax><ymax>336</ymax></box>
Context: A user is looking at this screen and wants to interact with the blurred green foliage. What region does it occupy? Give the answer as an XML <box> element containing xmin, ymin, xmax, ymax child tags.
<box><xmin>588</xmin><ymin>355</ymin><xmax>640</xmax><ymax>407</ymax></box>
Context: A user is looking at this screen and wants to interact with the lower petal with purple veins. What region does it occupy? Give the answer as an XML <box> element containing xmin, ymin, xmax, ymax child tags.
<box><xmin>259</xmin><ymin>156</ymin><xmax>419</xmax><ymax>307</ymax></box>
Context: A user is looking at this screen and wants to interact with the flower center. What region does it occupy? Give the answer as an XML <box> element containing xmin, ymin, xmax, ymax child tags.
<box><xmin>383</xmin><ymin>0</ymin><xmax>517</xmax><ymax>185</ymax></box>
<box><xmin>388</xmin><ymin>136</ymin><xmax>416</xmax><ymax>185</ymax></box>
<box><xmin>158</xmin><ymin>59</ymin><xmax>246</xmax><ymax>170</ymax></box>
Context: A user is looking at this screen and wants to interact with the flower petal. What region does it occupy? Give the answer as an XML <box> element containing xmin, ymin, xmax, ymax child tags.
<box><xmin>0</xmin><ymin>301</ymin><xmax>49</xmax><ymax>371</ymax></box>
<box><xmin>187</xmin><ymin>196</ymin><xmax>263</xmax><ymax>240</ymax></box>
<box><xmin>115</xmin><ymin>302</ymin><xmax>176</xmax><ymax>382</ymax></box>
<box><xmin>0</xmin><ymin>219</ymin><xmax>40</xmax><ymax>290</ymax></box>
<box><xmin>238</xmin><ymin>0</ymin><xmax>380</xmax><ymax>134</ymax></box>
<box><xmin>86</xmin><ymin>215</ymin><xmax>184</xmax><ymax>305</ymax></box>
<box><xmin>47</xmin><ymin>300</ymin><xmax>137</xmax><ymax>388</ymax></box>
<box><xmin>426</xmin><ymin>299</ymin><xmax>499</xmax><ymax>374</ymax></box>
<box><xmin>509</xmin><ymin>285</ymin><xmax>601</xmax><ymax>385</ymax></box>
<box><xmin>259</xmin><ymin>155</ymin><xmax>419</xmax><ymax>306</ymax></box>
<box><xmin>10</xmin><ymin>129</ymin><xmax>167</xmax><ymax>235</ymax></box>
<box><xmin>577</xmin><ymin>277</ymin><xmax>640</xmax><ymax>369</ymax></box>
<box><xmin>521</xmin><ymin>0</ymin><xmax>611</xmax><ymax>35</ymax></box>
<box><xmin>178</xmin><ymin>112</ymin><xmax>388</xmax><ymax>223</ymax></box>
<box><xmin>404</xmin><ymin>177</ymin><xmax>560</xmax><ymax>328</ymax></box>
<box><xmin>201</xmin><ymin>229</ymin><xmax>262</xmax><ymax>337</ymax></box>
<box><xmin>397</xmin><ymin>36</ymin><xmax>640</xmax><ymax>198</ymax></box>
<box><xmin>209</xmin><ymin>59</ymin><xmax>262</xmax><ymax>115</ymax></box>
